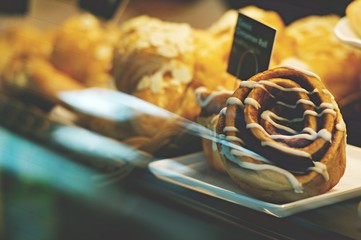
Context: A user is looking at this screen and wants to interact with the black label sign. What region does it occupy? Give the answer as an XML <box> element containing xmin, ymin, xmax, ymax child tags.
<box><xmin>227</xmin><ymin>12</ymin><xmax>276</xmax><ymax>80</ymax></box>
<box><xmin>0</xmin><ymin>0</ymin><xmax>29</xmax><ymax>15</ymax></box>
<box><xmin>78</xmin><ymin>0</ymin><xmax>123</xmax><ymax>20</ymax></box>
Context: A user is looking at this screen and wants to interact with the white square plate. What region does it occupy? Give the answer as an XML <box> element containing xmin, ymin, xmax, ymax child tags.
<box><xmin>149</xmin><ymin>145</ymin><xmax>361</xmax><ymax>218</ymax></box>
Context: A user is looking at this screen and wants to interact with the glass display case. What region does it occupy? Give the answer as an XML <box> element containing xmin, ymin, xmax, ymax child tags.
<box><xmin>1</xmin><ymin>0</ymin><xmax>361</xmax><ymax>239</ymax></box>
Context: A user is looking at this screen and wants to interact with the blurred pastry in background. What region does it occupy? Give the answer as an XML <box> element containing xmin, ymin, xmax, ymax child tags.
<box><xmin>0</xmin><ymin>23</ymin><xmax>54</xmax><ymax>75</ymax></box>
<box><xmin>346</xmin><ymin>0</ymin><xmax>361</xmax><ymax>37</ymax></box>
<box><xmin>192</xmin><ymin>29</ymin><xmax>237</xmax><ymax>91</ymax></box>
<box><xmin>51</xmin><ymin>13</ymin><xmax>120</xmax><ymax>88</ymax></box>
<box><xmin>113</xmin><ymin>15</ymin><xmax>236</xmax><ymax>121</ymax></box>
<box><xmin>207</xmin><ymin>5</ymin><xmax>290</xmax><ymax>69</ymax></box>
<box><xmin>1</xmin><ymin>56</ymin><xmax>84</xmax><ymax>104</ymax></box>
<box><xmin>111</xmin><ymin>15</ymin><xmax>241</xmax><ymax>157</ymax></box>
<box><xmin>0</xmin><ymin>23</ymin><xmax>69</xmax><ymax>107</ymax></box>
<box><xmin>280</xmin><ymin>15</ymin><xmax>361</xmax><ymax>101</ymax></box>
<box><xmin>113</xmin><ymin>15</ymin><xmax>198</xmax><ymax>120</ymax></box>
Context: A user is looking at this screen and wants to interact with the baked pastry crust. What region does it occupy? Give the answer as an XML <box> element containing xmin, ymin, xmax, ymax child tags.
<box><xmin>51</xmin><ymin>13</ymin><xmax>119</xmax><ymax>88</ymax></box>
<box><xmin>207</xmin><ymin>6</ymin><xmax>289</xmax><ymax>69</ymax></box>
<box><xmin>195</xmin><ymin>87</ymin><xmax>236</xmax><ymax>173</ymax></box>
<box><xmin>280</xmin><ymin>15</ymin><xmax>361</xmax><ymax>101</ymax></box>
<box><xmin>216</xmin><ymin>67</ymin><xmax>347</xmax><ymax>203</ymax></box>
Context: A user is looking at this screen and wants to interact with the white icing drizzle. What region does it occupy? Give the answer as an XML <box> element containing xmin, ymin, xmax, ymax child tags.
<box><xmin>319</xmin><ymin>102</ymin><xmax>335</xmax><ymax>109</ymax></box>
<box><xmin>222</xmin><ymin>126</ymin><xmax>246</xmax><ymax>145</ymax></box>
<box><xmin>280</xmin><ymin>64</ymin><xmax>321</xmax><ymax>80</ymax></box>
<box><xmin>322</xmin><ymin>89</ymin><xmax>336</xmax><ymax>101</ymax></box>
<box><xmin>303</xmin><ymin>109</ymin><xmax>336</xmax><ymax>118</ymax></box>
<box><xmin>219</xmin><ymin>107</ymin><xmax>227</xmax><ymax>116</ymax></box>
<box><xmin>243</xmin><ymin>80</ymin><xmax>319</xmax><ymax>95</ymax></box>
<box><xmin>317</xmin><ymin>129</ymin><xmax>332</xmax><ymax>142</ymax></box>
<box><xmin>336</xmin><ymin>120</ymin><xmax>346</xmax><ymax>132</ymax></box>
<box><xmin>195</xmin><ymin>87</ymin><xmax>234</xmax><ymax>108</ymax></box>
<box><xmin>224</xmin><ymin>126</ymin><xmax>239</xmax><ymax>133</ymax></box>
<box><xmin>220</xmin><ymin>144</ymin><xmax>303</xmax><ymax>193</ymax></box>
<box><xmin>218</xmin><ymin>74</ymin><xmax>337</xmax><ymax>193</ymax></box>
<box><xmin>230</xmin><ymin>149</ymin><xmax>271</xmax><ymax>163</ymax></box>
<box><xmin>225</xmin><ymin>136</ymin><xmax>245</xmax><ymax>145</ymax></box>
<box><xmin>226</xmin><ymin>97</ymin><xmax>244</xmax><ymax>108</ymax></box>
<box><xmin>308</xmin><ymin>162</ymin><xmax>329</xmax><ymax>181</ymax></box>
<box><xmin>322</xmin><ymin>89</ymin><xmax>339</xmax><ymax>110</ymax></box>
<box><xmin>244</xmin><ymin>98</ymin><xmax>261</xmax><ymax>109</ymax></box>
<box><xmin>240</xmin><ymin>81</ymin><xmax>275</xmax><ymax>98</ymax></box>
<box><xmin>276</xmin><ymin>99</ymin><xmax>315</xmax><ymax>109</ymax></box>
<box><xmin>258</xmin><ymin>111</ymin><xmax>332</xmax><ymax>141</ymax></box>
<box><xmin>195</xmin><ymin>86</ymin><xmax>206</xmax><ymax>95</ymax></box>
<box><xmin>260</xmin><ymin>108</ymin><xmax>336</xmax><ymax>125</ymax></box>
<box><xmin>261</xmin><ymin>141</ymin><xmax>312</xmax><ymax>159</ymax></box>
<box><xmin>261</xmin><ymin>111</ymin><xmax>298</xmax><ymax>134</ymax></box>
<box><xmin>246</xmin><ymin>122</ymin><xmax>332</xmax><ymax>142</ymax></box>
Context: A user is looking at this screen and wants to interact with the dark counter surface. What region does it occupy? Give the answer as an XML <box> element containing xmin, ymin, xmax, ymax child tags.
<box><xmin>0</xmin><ymin>126</ymin><xmax>360</xmax><ymax>240</ymax></box>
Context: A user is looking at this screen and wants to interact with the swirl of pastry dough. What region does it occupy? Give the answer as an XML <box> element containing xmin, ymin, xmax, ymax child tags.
<box><xmin>195</xmin><ymin>87</ymin><xmax>235</xmax><ymax>173</ymax></box>
<box><xmin>216</xmin><ymin>66</ymin><xmax>346</xmax><ymax>203</ymax></box>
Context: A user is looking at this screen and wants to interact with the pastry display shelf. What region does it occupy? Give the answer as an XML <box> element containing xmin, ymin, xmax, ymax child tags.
<box><xmin>0</xmin><ymin>123</ymin><xmax>360</xmax><ymax>240</ymax></box>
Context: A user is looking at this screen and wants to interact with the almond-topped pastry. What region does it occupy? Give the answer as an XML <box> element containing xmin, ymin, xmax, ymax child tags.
<box><xmin>215</xmin><ymin>67</ymin><xmax>347</xmax><ymax>203</ymax></box>
<box><xmin>113</xmin><ymin>15</ymin><xmax>199</xmax><ymax>120</ymax></box>
<box><xmin>112</xmin><ymin>15</ymin><xmax>236</xmax><ymax>121</ymax></box>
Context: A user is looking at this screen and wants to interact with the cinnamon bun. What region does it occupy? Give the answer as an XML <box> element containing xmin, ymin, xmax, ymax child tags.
<box><xmin>216</xmin><ymin>67</ymin><xmax>347</xmax><ymax>203</ymax></box>
<box><xmin>195</xmin><ymin>87</ymin><xmax>235</xmax><ymax>173</ymax></box>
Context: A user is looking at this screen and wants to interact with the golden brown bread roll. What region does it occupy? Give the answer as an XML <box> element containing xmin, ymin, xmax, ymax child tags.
<box><xmin>192</xmin><ymin>29</ymin><xmax>237</xmax><ymax>91</ymax></box>
<box><xmin>216</xmin><ymin>67</ymin><xmax>346</xmax><ymax>203</ymax></box>
<box><xmin>0</xmin><ymin>23</ymin><xmax>84</xmax><ymax>105</ymax></box>
<box><xmin>0</xmin><ymin>24</ymin><xmax>54</xmax><ymax>74</ymax></box>
<box><xmin>280</xmin><ymin>15</ymin><xmax>361</xmax><ymax>101</ymax></box>
<box><xmin>207</xmin><ymin>6</ymin><xmax>289</xmax><ymax>68</ymax></box>
<box><xmin>51</xmin><ymin>13</ymin><xmax>119</xmax><ymax>88</ymax></box>
<box><xmin>346</xmin><ymin>0</ymin><xmax>361</xmax><ymax>37</ymax></box>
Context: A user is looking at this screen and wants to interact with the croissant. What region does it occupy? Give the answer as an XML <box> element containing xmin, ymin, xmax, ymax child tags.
<box><xmin>216</xmin><ymin>66</ymin><xmax>347</xmax><ymax>203</ymax></box>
